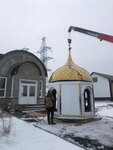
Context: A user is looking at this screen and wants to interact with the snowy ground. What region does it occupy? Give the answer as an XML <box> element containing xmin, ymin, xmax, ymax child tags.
<box><xmin>0</xmin><ymin>114</ymin><xmax>83</xmax><ymax>150</ymax></box>
<box><xmin>0</xmin><ymin>101</ymin><xmax>113</xmax><ymax>150</ymax></box>
<box><xmin>31</xmin><ymin>101</ymin><xmax>113</xmax><ymax>150</ymax></box>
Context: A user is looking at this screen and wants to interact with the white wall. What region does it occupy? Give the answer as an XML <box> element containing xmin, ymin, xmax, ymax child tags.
<box><xmin>91</xmin><ymin>73</ymin><xmax>110</xmax><ymax>98</ymax></box>
<box><xmin>61</xmin><ymin>83</ymin><xmax>80</xmax><ymax>115</ymax></box>
<box><xmin>49</xmin><ymin>82</ymin><xmax>80</xmax><ymax>115</ymax></box>
<box><xmin>49</xmin><ymin>81</ymin><xmax>95</xmax><ymax>117</ymax></box>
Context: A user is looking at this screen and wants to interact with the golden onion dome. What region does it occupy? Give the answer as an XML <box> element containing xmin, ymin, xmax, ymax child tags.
<box><xmin>49</xmin><ymin>50</ymin><xmax>92</xmax><ymax>82</ymax></box>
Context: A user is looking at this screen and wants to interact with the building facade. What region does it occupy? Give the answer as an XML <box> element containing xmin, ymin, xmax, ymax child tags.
<box><xmin>0</xmin><ymin>50</ymin><xmax>47</xmax><ymax>109</ymax></box>
<box><xmin>91</xmin><ymin>72</ymin><xmax>113</xmax><ymax>101</ymax></box>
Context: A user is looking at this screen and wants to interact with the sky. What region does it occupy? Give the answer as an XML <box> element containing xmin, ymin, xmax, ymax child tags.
<box><xmin>0</xmin><ymin>0</ymin><xmax>113</xmax><ymax>76</ymax></box>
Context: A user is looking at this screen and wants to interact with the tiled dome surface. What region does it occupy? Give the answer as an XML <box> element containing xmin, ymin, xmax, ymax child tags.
<box><xmin>49</xmin><ymin>51</ymin><xmax>92</xmax><ymax>82</ymax></box>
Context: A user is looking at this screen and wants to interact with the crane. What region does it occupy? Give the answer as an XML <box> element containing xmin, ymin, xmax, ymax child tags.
<box><xmin>68</xmin><ymin>26</ymin><xmax>113</xmax><ymax>50</ymax></box>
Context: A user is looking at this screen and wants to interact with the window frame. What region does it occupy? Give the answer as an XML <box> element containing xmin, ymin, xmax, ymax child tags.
<box><xmin>0</xmin><ymin>77</ymin><xmax>7</xmax><ymax>98</ymax></box>
<box><xmin>39</xmin><ymin>80</ymin><xmax>43</xmax><ymax>98</ymax></box>
<box><xmin>20</xmin><ymin>79</ymin><xmax>37</xmax><ymax>97</ymax></box>
<box><xmin>84</xmin><ymin>88</ymin><xmax>91</xmax><ymax>112</ymax></box>
<box><xmin>92</xmin><ymin>77</ymin><xmax>98</xmax><ymax>82</ymax></box>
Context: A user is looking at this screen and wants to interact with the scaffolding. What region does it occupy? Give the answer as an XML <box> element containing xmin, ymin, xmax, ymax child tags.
<box><xmin>37</xmin><ymin>37</ymin><xmax>53</xmax><ymax>72</ymax></box>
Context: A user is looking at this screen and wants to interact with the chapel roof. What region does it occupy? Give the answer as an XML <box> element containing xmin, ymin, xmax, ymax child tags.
<box><xmin>49</xmin><ymin>50</ymin><xmax>92</xmax><ymax>82</ymax></box>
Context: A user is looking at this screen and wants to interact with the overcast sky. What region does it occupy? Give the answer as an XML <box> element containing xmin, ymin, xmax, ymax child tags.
<box><xmin>0</xmin><ymin>0</ymin><xmax>113</xmax><ymax>76</ymax></box>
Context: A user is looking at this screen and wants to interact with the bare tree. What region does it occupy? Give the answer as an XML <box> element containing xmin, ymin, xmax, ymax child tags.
<box><xmin>0</xmin><ymin>111</ymin><xmax>12</xmax><ymax>136</ymax></box>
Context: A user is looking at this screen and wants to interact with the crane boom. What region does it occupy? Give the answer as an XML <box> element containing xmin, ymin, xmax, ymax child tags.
<box><xmin>68</xmin><ymin>26</ymin><xmax>113</xmax><ymax>43</ymax></box>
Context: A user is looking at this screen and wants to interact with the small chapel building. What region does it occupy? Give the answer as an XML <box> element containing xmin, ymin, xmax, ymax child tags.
<box><xmin>49</xmin><ymin>50</ymin><xmax>95</xmax><ymax>119</ymax></box>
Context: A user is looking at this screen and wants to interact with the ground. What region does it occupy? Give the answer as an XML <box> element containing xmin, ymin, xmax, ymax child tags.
<box><xmin>0</xmin><ymin>101</ymin><xmax>113</xmax><ymax>150</ymax></box>
<box><xmin>26</xmin><ymin>101</ymin><xmax>113</xmax><ymax>150</ymax></box>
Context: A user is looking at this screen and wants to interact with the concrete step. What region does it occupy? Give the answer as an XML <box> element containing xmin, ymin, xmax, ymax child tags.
<box><xmin>14</xmin><ymin>104</ymin><xmax>45</xmax><ymax>112</ymax></box>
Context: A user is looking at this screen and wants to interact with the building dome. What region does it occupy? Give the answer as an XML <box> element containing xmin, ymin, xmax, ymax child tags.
<box><xmin>49</xmin><ymin>51</ymin><xmax>92</xmax><ymax>82</ymax></box>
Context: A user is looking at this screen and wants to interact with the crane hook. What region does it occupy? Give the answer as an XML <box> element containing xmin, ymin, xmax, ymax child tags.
<box><xmin>68</xmin><ymin>38</ymin><xmax>72</xmax><ymax>51</ymax></box>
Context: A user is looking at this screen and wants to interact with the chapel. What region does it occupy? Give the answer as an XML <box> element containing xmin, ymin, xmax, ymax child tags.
<box><xmin>49</xmin><ymin>50</ymin><xmax>95</xmax><ymax>119</ymax></box>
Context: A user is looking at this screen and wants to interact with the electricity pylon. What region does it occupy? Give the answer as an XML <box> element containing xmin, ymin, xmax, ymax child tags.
<box><xmin>37</xmin><ymin>37</ymin><xmax>53</xmax><ymax>72</ymax></box>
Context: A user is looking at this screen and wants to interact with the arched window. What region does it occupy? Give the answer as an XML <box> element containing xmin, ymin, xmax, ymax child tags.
<box><xmin>84</xmin><ymin>89</ymin><xmax>91</xmax><ymax>112</ymax></box>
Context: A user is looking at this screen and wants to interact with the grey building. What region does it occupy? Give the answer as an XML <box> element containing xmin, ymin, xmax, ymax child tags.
<box><xmin>0</xmin><ymin>50</ymin><xmax>47</xmax><ymax>110</ymax></box>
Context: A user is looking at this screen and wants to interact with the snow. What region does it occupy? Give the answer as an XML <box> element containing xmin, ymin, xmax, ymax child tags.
<box><xmin>0</xmin><ymin>114</ymin><xmax>83</xmax><ymax>150</ymax></box>
<box><xmin>0</xmin><ymin>101</ymin><xmax>113</xmax><ymax>150</ymax></box>
<box><xmin>95</xmin><ymin>101</ymin><xmax>113</xmax><ymax>118</ymax></box>
<box><xmin>30</xmin><ymin>101</ymin><xmax>113</xmax><ymax>149</ymax></box>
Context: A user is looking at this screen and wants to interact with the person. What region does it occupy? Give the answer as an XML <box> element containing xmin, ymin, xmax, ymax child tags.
<box><xmin>44</xmin><ymin>90</ymin><xmax>56</xmax><ymax>125</ymax></box>
<box><xmin>52</xmin><ymin>89</ymin><xmax>57</xmax><ymax>111</ymax></box>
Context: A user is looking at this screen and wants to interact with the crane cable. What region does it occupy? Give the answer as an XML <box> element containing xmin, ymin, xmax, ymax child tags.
<box><xmin>68</xmin><ymin>32</ymin><xmax>72</xmax><ymax>51</ymax></box>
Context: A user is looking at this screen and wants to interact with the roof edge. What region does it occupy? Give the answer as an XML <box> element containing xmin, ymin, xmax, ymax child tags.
<box><xmin>91</xmin><ymin>72</ymin><xmax>113</xmax><ymax>81</ymax></box>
